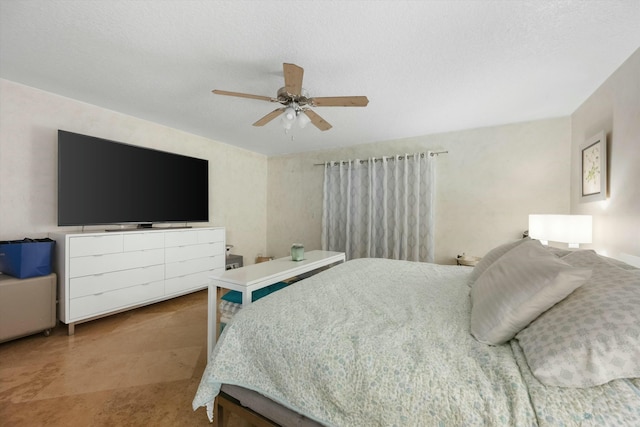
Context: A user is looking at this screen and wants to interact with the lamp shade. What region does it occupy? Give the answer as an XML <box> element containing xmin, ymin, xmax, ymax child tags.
<box><xmin>283</xmin><ymin>107</ymin><xmax>296</xmax><ymax>122</ymax></box>
<box><xmin>280</xmin><ymin>117</ymin><xmax>293</xmax><ymax>130</ymax></box>
<box><xmin>528</xmin><ymin>214</ymin><xmax>592</xmax><ymax>248</ymax></box>
<box><xmin>297</xmin><ymin>111</ymin><xmax>311</xmax><ymax>128</ymax></box>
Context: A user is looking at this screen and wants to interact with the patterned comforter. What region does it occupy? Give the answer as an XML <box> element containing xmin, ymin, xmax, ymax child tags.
<box><xmin>193</xmin><ymin>258</ymin><xmax>640</xmax><ymax>426</ymax></box>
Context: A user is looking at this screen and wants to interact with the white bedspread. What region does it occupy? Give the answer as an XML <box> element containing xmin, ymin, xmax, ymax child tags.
<box><xmin>193</xmin><ymin>258</ymin><xmax>640</xmax><ymax>426</ymax></box>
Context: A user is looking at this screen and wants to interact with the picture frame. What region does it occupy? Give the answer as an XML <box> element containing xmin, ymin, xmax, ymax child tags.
<box><xmin>580</xmin><ymin>130</ymin><xmax>607</xmax><ymax>203</ymax></box>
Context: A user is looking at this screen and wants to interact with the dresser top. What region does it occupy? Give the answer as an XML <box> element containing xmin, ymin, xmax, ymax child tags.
<box><xmin>49</xmin><ymin>226</ymin><xmax>223</xmax><ymax>237</ymax></box>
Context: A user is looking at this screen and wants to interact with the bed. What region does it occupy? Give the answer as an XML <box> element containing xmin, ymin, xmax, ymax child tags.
<box><xmin>193</xmin><ymin>239</ymin><xmax>640</xmax><ymax>426</ymax></box>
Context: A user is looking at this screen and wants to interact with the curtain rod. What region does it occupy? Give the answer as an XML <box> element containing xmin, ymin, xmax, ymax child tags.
<box><xmin>313</xmin><ymin>151</ymin><xmax>448</xmax><ymax>166</ymax></box>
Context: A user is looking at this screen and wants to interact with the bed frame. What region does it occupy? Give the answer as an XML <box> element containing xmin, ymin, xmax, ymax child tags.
<box><xmin>215</xmin><ymin>384</ymin><xmax>323</xmax><ymax>427</ymax></box>
<box><xmin>215</xmin><ymin>393</ymin><xmax>277</xmax><ymax>427</ymax></box>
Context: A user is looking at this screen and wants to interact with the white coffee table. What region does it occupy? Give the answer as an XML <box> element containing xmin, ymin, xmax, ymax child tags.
<box><xmin>207</xmin><ymin>250</ymin><xmax>345</xmax><ymax>355</ymax></box>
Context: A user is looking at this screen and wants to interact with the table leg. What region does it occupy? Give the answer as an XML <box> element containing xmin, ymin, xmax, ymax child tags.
<box><xmin>207</xmin><ymin>284</ymin><xmax>217</xmax><ymax>357</ymax></box>
<box><xmin>242</xmin><ymin>290</ymin><xmax>250</xmax><ymax>306</ymax></box>
<box><xmin>216</xmin><ymin>286</ymin><xmax>223</xmax><ymax>341</ymax></box>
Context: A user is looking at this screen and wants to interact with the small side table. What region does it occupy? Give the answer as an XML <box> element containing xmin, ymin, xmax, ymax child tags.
<box><xmin>207</xmin><ymin>250</ymin><xmax>345</xmax><ymax>356</ymax></box>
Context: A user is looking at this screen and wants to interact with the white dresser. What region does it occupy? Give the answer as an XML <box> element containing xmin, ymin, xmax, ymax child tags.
<box><xmin>50</xmin><ymin>227</ymin><xmax>225</xmax><ymax>334</ymax></box>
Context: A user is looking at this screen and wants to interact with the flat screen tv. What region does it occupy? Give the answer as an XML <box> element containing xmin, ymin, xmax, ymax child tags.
<box><xmin>58</xmin><ymin>130</ymin><xmax>209</xmax><ymax>227</ymax></box>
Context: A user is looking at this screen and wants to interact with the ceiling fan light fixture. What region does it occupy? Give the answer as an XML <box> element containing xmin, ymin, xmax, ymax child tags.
<box><xmin>283</xmin><ymin>106</ymin><xmax>296</xmax><ymax>122</ymax></box>
<box><xmin>213</xmin><ymin>63</ymin><xmax>368</xmax><ymax>133</ymax></box>
<box><xmin>281</xmin><ymin>116</ymin><xmax>294</xmax><ymax>130</ymax></box>
<box><xmin>297</xmin><ymin>110</ymin><xmax>311</xmax><ymax>128</ymax></box>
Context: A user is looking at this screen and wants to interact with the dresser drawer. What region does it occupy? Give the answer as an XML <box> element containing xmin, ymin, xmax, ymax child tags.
<box><xmin>165</xmin><ymin>255</ymin><xmax>223</xmax><ymax>279</ymax></box>
<box><xmin>69</xmin><ymin>280</ymin><xmax>164</xmax><ymax>320</ymax></box>
<box><xmin>69</xmin><ymin>235</ymin><xmax>123</xmax><ymax>257</ymax></box>
<box><xmin>70</xmin><ymin>248</ymin><xmax>164</xmax><ymax>278</ymax></box>
<box><xmin>123</xmin><ymin>232</ymin><xmax>165</xmax><ymax>252</ymax></box>
<box><xmin>69</xmin><ymin>265</ymin><xmax>165</xmax><ymax>299</ymax></box>
<box><xmin>197</xmin><ymin>228</ymin><xmax>224</xmax><ymax>244</ymax></box>
<box><xmin>164</xmin><ymin>230</ymin><xmax>199</xmax><ymax>247</ymax></box>
<box><xmin>165</xmin><ymin>270</ymin><xmax>214</xmax><ymax>296</ymax></box>
<box><xmin>165</xmin><ymin>242</ymin><xmax>224</xmax><ymax>263</ymax></box>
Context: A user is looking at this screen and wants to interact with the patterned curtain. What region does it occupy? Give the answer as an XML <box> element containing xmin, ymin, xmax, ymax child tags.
<box><xmin>321</xmin><ymin>153</ymin><xmax>435</xmax><ymax>262</ymax></box>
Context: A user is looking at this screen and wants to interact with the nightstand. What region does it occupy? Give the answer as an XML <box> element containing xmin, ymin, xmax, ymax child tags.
<box><xmin>226</xmin><ymin>254</ymin><xmax>243</xmax><ymax>270</ymax></box>
<box><xmin>456</xmin><ymin>255</ymin><xmax>481</xmax><ymax>267</ymax></box>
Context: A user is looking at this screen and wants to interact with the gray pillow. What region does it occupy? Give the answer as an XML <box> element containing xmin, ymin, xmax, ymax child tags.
<box><xmin>516</xmin><ymin>249</ymin><xmax>640</xmax><ymax>387</ymax></box>
<box><xmin>470</xmin><ymin>240</ymin><xmax>591</xmax><ymax>345</ymax></box>
<box><xmin>595</xmin><ymin>253</ymin><xmax>640</xmax><ymax>271</ymax></box>
<box><xmin>544</xmin><ymin>246</ymin><xmax>572</xmax><ymax>258</ymax></box>
<box><xmin>467</xmin><ymin>237</ymin><xmax>529</xmax><ymax>286</ymax></box>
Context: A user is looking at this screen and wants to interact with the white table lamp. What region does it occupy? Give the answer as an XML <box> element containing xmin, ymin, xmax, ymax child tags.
<box><xmin>528</xmin><ymin>214</ymin><xmax>593</xmax><ymax>248</ymax></box>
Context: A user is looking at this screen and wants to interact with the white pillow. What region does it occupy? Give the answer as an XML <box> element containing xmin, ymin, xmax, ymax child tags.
<box><xmin>467</xmin><ymin>237</ymin><xmax>529</xmax><ymax>286</ymax></box>
<box><xmin>516</xmin><ymin>249</ymin><xmax>640</xmax><ymax>387</ymax></box>
<box><xmin>470</xmin><ymin>240</ymin><xmax>591</xmax><ymax>345</ymax></box>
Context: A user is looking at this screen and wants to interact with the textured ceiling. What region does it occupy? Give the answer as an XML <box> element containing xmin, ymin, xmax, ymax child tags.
<box><xmin>1</xmin><ymin>1</ymin><xmax>639</xmax><ymax>156</ymax></box>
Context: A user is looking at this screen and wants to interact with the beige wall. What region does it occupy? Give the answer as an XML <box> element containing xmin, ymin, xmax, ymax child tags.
<box><xmin>570</xmin><ymin>48</ymin><xmax>640</xmax><ymax>264</ymax></box>
<box><xmin>0</xmin><ymin>79</ymin><xmax>268</xmax><ymax>264</ymax></box>
<box><xmin>6</xmin><ymin>43</ymin><xmax>636</xmax><ymax>270</ymax></box>
<box><xmin>267</xmin><ymin>117</ymin><xmax>571</xmax><ymax>264</ymax></box>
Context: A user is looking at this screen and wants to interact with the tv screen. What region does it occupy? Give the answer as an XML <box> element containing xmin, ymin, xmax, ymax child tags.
<box><xmin>58</xmin><ymin>130</ymin><xmax>209</xmax><ymax>226</ymax></box>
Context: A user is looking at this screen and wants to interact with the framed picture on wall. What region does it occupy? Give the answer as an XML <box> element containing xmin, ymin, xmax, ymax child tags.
<box><xmin>580</xmin><ymin>130</ymin><xmax>607</xmax><ymax>203</ymax></box>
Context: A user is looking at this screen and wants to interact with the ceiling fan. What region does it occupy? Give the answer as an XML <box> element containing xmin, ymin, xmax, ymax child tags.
<box><xmin>212</xmin><ymin>63</ymin><xmax>369</xmax><ymax>131</ymax></box>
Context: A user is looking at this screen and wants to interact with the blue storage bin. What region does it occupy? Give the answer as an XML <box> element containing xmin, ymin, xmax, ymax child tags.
<box><xmin>0</xmin><ymin>238</ymin><xmax>55</xmax><ymax>279</ymax></box>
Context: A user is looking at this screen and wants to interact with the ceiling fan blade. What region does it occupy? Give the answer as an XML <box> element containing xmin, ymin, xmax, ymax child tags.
<box><xmin>304</xmin><ymin>109</ymin><xmax>332</xmax><ymax>131</ymax></box>
<box><xmin>283</xmin><ymin>63</ymin><xmax>304</xmax><ymax>96</ymax></box>
<box><xmin>212</xmin><ymin>89</ymin><xmax>275</xmax><ymax>102</ymax></box>
<box><xmin>310</xmin><ymin>96</ymin><xmax>369</xmax><ymax>107</ymax></box>
<box><xmin>253</xmin><ymin>108</ymin><xmax>286</xmax><ymax>126</ymax></box>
